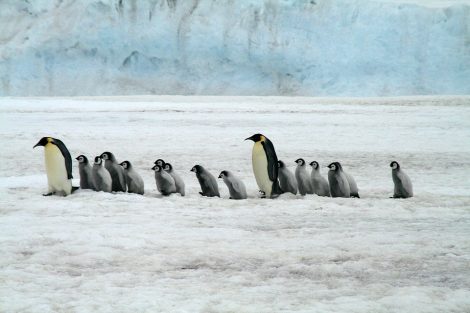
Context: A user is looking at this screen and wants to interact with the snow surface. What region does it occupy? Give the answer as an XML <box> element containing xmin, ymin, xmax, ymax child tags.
<box><xmin>1</xmin><ymin>0</ymin><xmax>469</xmax><ymax>97</ymax></box>
<box><xmin>1</xmin><ymin>96</ymin><xmax>470</xmax><ymax>312</ymax></box>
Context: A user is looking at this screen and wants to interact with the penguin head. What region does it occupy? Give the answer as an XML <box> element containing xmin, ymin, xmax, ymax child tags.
<box><xmin>100</xmin><ymin>152</ymin><xmax>115</xmax><ymax>162</ymax></box>
<box><xmin>155</xmin><ymin>159</ymin><xmax>165</xmax><ymax>167</ymax></box>
<box><xmin>218</xmin><ymin>170</ymin><xmax>229</xmax><ymax>178</ymax></box>
<box><xmin>310</xmin><ymin>161</ymin><xmax>319</xmax><ymax>169</ymax></box>
<box><xmin>33</xmin><ymin>137</ymin><xmax>53</xmax><ymax>148</ymax></box>
<box><xmin>277</xmin><ymin>160</ymin><xmax>285</xmax><ymax>168</ymax></box>
<box><xmin>164</xmin><ymin>163</ymin><xmax>173</xmax><ymax>172</ymax></box>
<box><xmin>120</xmin><ymin>161</ymin><xmax>131</xmax><ymax>169</ymax></box>
<box><xmin>190</xmin><ymin>165</ymin><xmax>203</xmax><ymax>173</ymax></box>
<box><xmin>94</xmin><ymin>156</ymin><xmax>103</xmax><ymax>165</ymax></box>
<box><xmin>152</xmin><ymin>165</ymin><xmax>162</xmax><ymax>172</ymax></box>
<box><xmin>76</xmin><ymin>155</ymin><xmax>88</xmax><ymax>164</ymax></box>
<box><xmin>390</xmin><ymin>161</ymin><xmax>400</xmax><ymax>170</ymax></box>
<box><xmin>245</xmin><ymin>133</ymin><xmax>265</xmax><ymax>142</ymax></box>
<box><xmin>327</xmin><ymin>162</ymin><xmax>342</xmax><ymax>172</ymax></box>
<box><xmin>295</xmin><ymin>158</ymin><xmax>306</xmax><ymax>166</ymax></box>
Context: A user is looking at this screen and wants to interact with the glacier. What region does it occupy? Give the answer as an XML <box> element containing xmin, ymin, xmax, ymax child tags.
<box><xmin>0</xmin><ymin>0</ymin><xmax>469</xmax><ymax>96</ymax></box>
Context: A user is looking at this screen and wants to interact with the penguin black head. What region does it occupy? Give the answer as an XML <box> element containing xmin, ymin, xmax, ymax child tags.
<box><xmin>120</xmin><ymin>160</ymin><xmax>131</xmax><ymax>169</ymax></box>
<box><xmin>152</xmin><ymin>165</ymin><xmax>162</xmax><ymax>172</ymax></box>
<box><xmin>295</xmin><ymin>158</ymin><xmax>306</xmax><ymax>166</ymax></box>
<box><xmin>245</xmin><ymin>134</ymin><xmax>265</xmax><ymax>142</ymax></box>
<box><xmin>390</xmin><ymin>161</ymin><xmax>400</xmax><ymax>170</ymax></box>
<box><xmin>154</xmin><ymin>159</ymin><xmax>165</xmax><ymax>166</ymax></box>
<box><xmin>327</xmin><ymin>162</ymin><xmax>342</xmax><ymax>171</ymax></box>
<box><xmin>190</xmin><ymin>165</ymin><xmax>203</xmax><ymax>173</ymax></box>
<box><xmin>101</xmin><ymin>152</ymin><xmax>116</xmax><ymax>162</ymax></box>
<box><xmin>277</xmin><ymin>160</ymin><xmax>285</xmax><ymax>168</ymax></box>
<box><xmin>309</xmin><ymin>161</ymin><xmax>319</xmax><ymax>169</ymax></box>
<box><xmin>164</xmin><ymin>163</ymin><xmax>173</xmax><ymax>171</ymax></box>
<box><xmin>94</xmin><ymin>156</ymin><xmax>103</xmax><ymax>165</ymax></box>
<box><xmin>218</xmin><ymin>170</ymin><xmax>229</xmax><ymax>178</ymax></box>
<box><xmin>33</xmin><ymin>137</ymin><xmax>56</xmax><ymax>148</ymax></box>
<box><xmin>76</xmin><ymin>155</ymin><xmax>88</xmax><ymax>164</ymax></box>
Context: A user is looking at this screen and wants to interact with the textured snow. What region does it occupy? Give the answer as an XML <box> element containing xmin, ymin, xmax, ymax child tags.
<box><xmin>1</xmin><ymin>0</ymin><xmax>469</xmax><ymax>96</ymax></box>
<box><xmin>1</xmin><ymin>96</ymin><xmax>470</xmax><ymax>312</ymax></box>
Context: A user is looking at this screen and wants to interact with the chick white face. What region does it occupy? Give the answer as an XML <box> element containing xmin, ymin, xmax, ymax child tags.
<box><xmin>310</xmin><ymin>161</ymin><xmax>319</xmax><ymax>169</ymax></box>
<box><xmin>101</xmin><ymin>153</ymin><xmax>109</xmax><ymax>160</ymax></box>
<box><xmin>155</xmin><ymin>159</ymin><xmax>164</xmax><ymax>167</ymax></box>
<box><xmin>94</xmin><ymin>157</ymin><xmax>102</xmax><ymax>165</ymax></box>
<box><xmin>329</xmin><ymin>164</ymin><xmax>336</xmax><ymax>171</ymax></box>
<box><xmin>164</xmin><ymin>164</ymin><xmax>171</xmax><ymax>171</ymax></box>
<box><xmin>295</xmin><ymin>159</ymin><xmax>305</xmax><ymax>166</ymax></box>
<box><xmin>153</xmin><ymin>165</ymin><xmax>161</xmax><ymax>172</ymax></box>
<box><xmin>391</xmin><ymin>162</ymin><xmax>399</xmax><ymax>170</ymax></box>
<box><xmin>121</xmin><ymin>162</ymin><xmax>128</xmax><ymax>169</ymax></box>
<box><xmin>77</xmin><ymin>156</ymin><xmax>85</xmax><ymax>163</ymax></box>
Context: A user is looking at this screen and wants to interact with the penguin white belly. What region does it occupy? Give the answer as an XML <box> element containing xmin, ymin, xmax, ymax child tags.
<box><xmin>252</xmin><ymin>143</ymin><xmax>272</xmax><ymax>196</ymax></box>
<box><xmin>44</xmin><ymin>144</ymin><xmax>71</xmax><ymax>194</ymax></box>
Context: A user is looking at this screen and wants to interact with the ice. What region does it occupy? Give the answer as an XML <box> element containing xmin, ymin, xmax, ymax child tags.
<box><xmin>0</xmin><ymin>96</ymin><xmax>469</xmax><ymax>312</ymax></box>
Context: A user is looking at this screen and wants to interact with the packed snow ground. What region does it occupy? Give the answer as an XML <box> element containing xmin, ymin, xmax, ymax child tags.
<box><xmin>1</xmin><ymin>96</ymin><xmax>470</xmax><ymax>312</ymax></box>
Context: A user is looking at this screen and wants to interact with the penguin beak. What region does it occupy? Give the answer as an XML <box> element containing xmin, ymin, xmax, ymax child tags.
<box><xmin>218</xmin><ymin>174</ymin><xmax>222</xmax><ymax>178</ymax></box>
<box><xmin>75</xmin><ymin>156</ymin><xmax>80</xmax><ymax>160</ymax></box>
<box><xmin>245</xmin><ymin>135</ymin><xmax>254</xmax><ymax>141</ymax></box>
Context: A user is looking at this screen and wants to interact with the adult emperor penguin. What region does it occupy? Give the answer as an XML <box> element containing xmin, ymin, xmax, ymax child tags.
<box><xmin>76</xmin><ymin>155</ymin><xmax>94</xmax><ymax>190</ymax></box>
<box><xmin>33</xmin><ymin>137</ymin><xmax>75</xmax><ymax>196</ymax></box>
<box><xmin>164</xmin><ymin>163</ymin><xmax>185</xmax><ymax>196</ymax></box>
<box><xmin>309</xmin><ymin>161</ymin><xmax>330</xmax><ymax>197</ymax></box>
<box><xmin>191</xmin><ymin>165</ymin><xmax>220</xmax><ymax>197</ymax></box>
<box><xmin>152</xmin><ymin>164</ymin><xmax>176</xmax><ymax>196</ymax></box>
<box><xmin>390</xmin><ymin>161</ymin><xmax>413</xmax><ymax>198</ymax></box>
<box><xmin>218</xmin><ymin>170</ymin><xmax>247</xmax><ymax>200</ymax></box>
<box><xmin>327</xmin><ymin>162</ymin><xmax>350</xmax><ymax>198</ymax></box>
<box><xmin>120</xmin><ymin>161</ymin><xmax>144</xmax><ymax>195</ymax></box>
<box><xmin>100</xmin><ymin>152</ymin><xmax>126</xmax><ymax>192</ymax></box>
<box><xmin>245</xmin><ymin>134</ymin><xmax>282</xmax><ymax>198</ymax></box>
<box><xmin>295</xmin><ymin>158</ymin><xmax>314</xmax><ymax>196</ymax></box>
<box><xmin>277</xmin><ymin>160</ymin><xmax>298</xmax><ymax>195</ymax></box>
<box><xmin>92</xmin><ymin>156</ymin><xmax>112</xmax><ymax>192</ymax></box>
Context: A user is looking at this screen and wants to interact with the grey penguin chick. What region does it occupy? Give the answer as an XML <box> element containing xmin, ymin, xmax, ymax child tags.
<box><xmin>101</xmin><ymin>152</ymin><xmax>126</xmax><ymax>192</ymax></box>
<box><xmin>76</xmin><ymin>155</ymin><xmax>94</xmax><ymax>190</ymax></box>
<box><xmin>152</xmin><ymin>165</ymin><xmax>176</xmax><ymax>196</ymax></box>
<box><xmin>327</xmin><ymin>162</ymin><xmax>350</xmax><ymax>198</ymax></box>
<box><xmin>218</xmin><ymin>170</ymin><xmax>247</xmax><ymax>199</ymax></box>
<box><xmin>342</xmin><ymin>166</ymin><xmax>360</xmax><ymax>198</ymax></box>
<box><xmin>277</xmin><ymin>160</ymin><xmax>297</xmax><ymax>195</ymax></box>
<box><xmin>92</xmin><ymin>156</ymin><xmax>112</xmax><ymax>192</ymax></box>
<box><xmin>390</xmin><ymin>161</ymin><xmax>413</xmax><ymax>198</ymax></box>
<box><xmin>191</xmin><ymin>165</ymin><xmax>220</xmax><ymax>197</ymax></box>
<box><xmin>164</xmin><ymin>163</ymin><xmax>185</xmax><ymax>196</ymax></box>
<box><xmin>295</xmin><ymin>158</ymin><xmax>314</xmax><ymax>196</ymax></box>
<box><xmin>309</xmin><ymin>161</ymin><xmax>330</xmax><ymax>197</ymax></box>
<box><xmin>120</xmin><ymin>161</ymin><xmax>144</xmax><ymax>195</ymax></box>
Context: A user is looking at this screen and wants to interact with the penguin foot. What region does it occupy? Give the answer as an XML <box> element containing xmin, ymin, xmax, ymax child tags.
<box><xmin>199</xmin><ymin>192</ymin><xmax>204</xmax><ymax>196</ymax></box>
<box><xmin>43</xmin><ymin>192</ymin><xmax>55</xmax><ymax>196</ymax></box>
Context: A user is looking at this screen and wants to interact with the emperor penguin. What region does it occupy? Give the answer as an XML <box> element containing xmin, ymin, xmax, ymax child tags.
<box><xmin>33</xmin><ymin>137</ymin><xmax>74</xmax><ymax>196</ymax></box>
<box><xmin>342</xmin><ymin>166</ymin><xmax>360</xmax><ymax>198</ymax></box>
<box><xmin>309</xmin><ymin>161</ymin><xmax>330</xmax><ymax>197</ymax></box>
<box><xmin>76</xmin><ymin>155</ymin><xmax>94</xmax><ymax>190</ymax></box>
<box><xmin>245</xmin><ymin>134</ymin><xmax>282</xmax><ymax>198</ymax></box>
<box><xmin>295</xmin><ymin>158</ymin><xmax>314</xmax><ymax>196</ymax></box>
<box><xmin>164</xmin><ymin>163</ymin><xmax>185</xmax><ymax>196</ymax></box>
<box><xmin>92</xmin><ymin>156</ymin><xmax>112</xmax><ymax>192</ymax></box>
<box><xmin>277</xmin><ymin>160</ymin><xmax>298</xmax><ymax>195</ymax></box>
<box><xmin>390</xmin><ymin>161</ymin><xmax>413</xmax><ymax>198</ymax></box>
<box><xmin>152</xmin><ymin>164</ymin><xmax>176</xmax><ymax>196</ymax></box>
<box><xmin>100</xmin><ymin>152</ymin><xmax>126</xmax><ymax>192</ymax></box>
<box><xmin>327</xmin><ymin>162</ymin><xmax>350</xmax><ymax>198</ymax></box>
<box><xmin>191</xmin><ymin>165</ymin><xmax>220</xmax><ymax>197</ymax></box>
<box><xmin>218</xmin><ymin>170</ymin><xmax>247</xmax><ymax>200</ymax></box>
<box><xmin>120</xmin><ymin>161</ymin><xmax>145</xmax><ymax>195</ymax></box>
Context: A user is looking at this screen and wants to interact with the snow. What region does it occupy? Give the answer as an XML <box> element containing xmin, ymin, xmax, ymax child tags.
<box><xmin>1</xmin><ymin>96</ymin><xmax>470</xmax><ymax>312</ymax></box>
<box><xmin>1</xmin><ymin>0</ymin><xmax>469</xmax><ymax>97</ymax></box>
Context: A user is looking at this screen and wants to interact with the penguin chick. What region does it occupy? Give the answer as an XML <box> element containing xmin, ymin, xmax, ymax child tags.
<box><xmin>277</xmin><ymin>160</ymin><xmax>297</xmax><ymax>195</ymax></box>
<box><xmin>92</xmin><ymin>156</ymin><xmax>112</xmax><ymax>192</ymax></box>
<box><xmin>191</xmin><ymin>165</ymin><xmax>220</xmax><ymax>197</ymax></box>
<box><xmin>164</xmin><ymin>163</ymin><xmax>185</xmax><ymax>196</ymax></box>
<box><xmin>295</xmin><ymin>158</ymin><xmax>314</xmax><ymax>196</ymax></box>
<box><xmin>154</xmin><ymin>159</ymin><xmax>165</xmax><ymax>167</ymax></box>
<box><xmin>101</xmin><ymin>152</ymin><xmax>126</xmax><ymax>192</ymax></box>
<box><xmin>327</xmin><ymin>162</ymin><xmax>350</xmax><ymax>198</ymax></box>
<box><xmin>33</xmin><ymin>137</ymin><xmax>74</xmax><ymax>196</ymax></box>
<box><xmin>218</xmin><ymin>171</ymin><xmax>247</xmax><ymax>200</ymax></box>
<box><xmin>152</xmin><ymin>164</ymin><xmax>176</xmax><ymax>196</ymax></box>
<box><xmin>342</xmin><ymin>166</ymin><xmax>360</xmax><ymax>198</ymax></box>
<box><xmin>309</xmin><ymin>161</ymin><xmax>330</xmax><ymax>197</ymax></box>
<box><xmin>390</xmin><ymin>161</ymin><xmax>413</xmax><ymax>198</ymax></box>
<box><xmin>76</xmin><ymin>155</ymin><xmax>94</xmax><ymax>190</ymax></box>
<box><xmin>120</xmin><ymin>161</ymin><xmax>144</xmax><ymax>195</ymax></box>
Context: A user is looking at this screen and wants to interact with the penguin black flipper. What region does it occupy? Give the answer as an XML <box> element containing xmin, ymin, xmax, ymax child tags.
<box><xmin>261</xmin><ymin>140</ymin><xmax>278</xmax><ymax>182</ymax></box>
<box><xmin>53</xmin><ymin>138</ymin><xmax>73</xmax><ymax>179</ymax></box>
